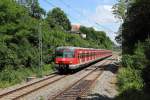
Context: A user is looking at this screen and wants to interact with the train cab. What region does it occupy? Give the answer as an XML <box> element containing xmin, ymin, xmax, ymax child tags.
<box><xmin>55</xmin><ymin>47</ymin><xmax>78</xmax><ymax>70</ymax></box>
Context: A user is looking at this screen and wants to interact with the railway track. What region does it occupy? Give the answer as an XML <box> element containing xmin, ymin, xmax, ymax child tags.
<box><xmin>0</xmin><ymin>57</ymin><xmax>113</xmax><ymax>100</ymax></box>
<box><xmin>50</xmin><ymin>60</ymin><xmax>112</xmax><ymax>100</ymax></box>
<box><xmin>0</xmin><ymin>73</ymin><xmax>67</xmax><ymax>100</ymax></box>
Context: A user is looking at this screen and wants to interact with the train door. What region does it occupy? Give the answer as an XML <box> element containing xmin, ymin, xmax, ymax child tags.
<box><xmin>94</xmin><ymin>51</ymin><xmax>96</xmax><ymax>60</ymax></box>
<box><xmin>79</xmin><ymin>50</ymin><xmax>82</xmax><ymax>64</ymax></box>
<box><xmin>98</xmin><ymin>51</ymin><xmax>100</xmax><ymax>58</ymax></box>
<box><xmin>75</xmin><ymin>49</ymin><xmax>79</xmax><ymax>64</ymax></box>
<box><xmin>87</xmin><ymin>50</ymin><xmax>90</xmax><ymax>61</ymax></box>
<box><xmin>93</xmin><ymin>51</ymin><xmax>95</xmax><ymax>60</ymax></box>
<box><xmin>100</xmin><ymin>50</ymin><xmax>103</xmax><ymax>58</ymax></box>
<box><xmin>85</xmin><ymin>51</ymin><xmax>87</xmax><ymax>62</ymax></box>
<box><xmin>95</xmin><ymin>51</ymin><xmax>97</xmax><ymax>59</ymax></box>
<box><xmin>90</xmin><ymin>50</ymin><xmax>92</xmax><ymax>60</ymax></box>
<box><xmin>91</xmin><ymin>51</ymin><xmax>93</xmax><ymax>60</ymax></box>
<box><xmin>82</xmin><ymin>50</ymin><xmax>85</xmax><ymax>62</ymax></box>
<box><xmin>92</xmin><ymin>51</ymin><xmax>94</xmax><ymax>60</ymax></box>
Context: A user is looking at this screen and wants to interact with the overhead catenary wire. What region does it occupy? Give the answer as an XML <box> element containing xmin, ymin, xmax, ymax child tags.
<box><xmin>57</xmin><ymin>0</ymin><xmax>115</xmax><ymax>33</ymax></box>
<box><xmin>44</xmin><ymin>0</ymin><xmax>83</xmax><ymax>24</ymax></box>
<box><xmin>45</xmin><ymin>0</ymin><xmax>93</xmax><ymax>27</ymax></box>
<box><xmin>45</xmin><ymin>0</ymin><xmax>115</xmax><ymax>33</ymax></box>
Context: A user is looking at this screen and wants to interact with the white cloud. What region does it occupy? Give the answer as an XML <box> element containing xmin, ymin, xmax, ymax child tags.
<box><xmin>91</xmin><ymin>5</ymin><xmax>117</xmax><ymax>24</ymax></box>
<box><xmin>72</xmin><ymin>5</ymin><xmax>121</xmax><ymax>45</ymax></box>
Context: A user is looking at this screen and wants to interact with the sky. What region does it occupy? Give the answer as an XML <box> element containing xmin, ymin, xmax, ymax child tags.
<box><xmin>39</xmin><ymin>0</ymin><xmax>121</xmax><ymax>44</ymax></box>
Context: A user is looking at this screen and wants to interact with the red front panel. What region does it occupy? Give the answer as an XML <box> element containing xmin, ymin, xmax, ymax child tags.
<box><xmin>55</xmin><ymin>58</ymin><xmax>78</xmax><ymax>65</ymax></box>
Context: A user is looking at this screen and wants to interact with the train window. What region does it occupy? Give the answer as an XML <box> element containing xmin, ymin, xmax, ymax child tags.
<box><xmin>55</xmin><ymin>50</ymin><xmax>74</xmax><ymax>58</ymax></box>
<box><xmin>55</xmin><ymin>51</ymin><xmax>63</xmax><ymax>58</ymax></box>
<box><xmin>63</xmin><ymin>52</ymin><xmax>74</xmax><ymax>58</ymax></box>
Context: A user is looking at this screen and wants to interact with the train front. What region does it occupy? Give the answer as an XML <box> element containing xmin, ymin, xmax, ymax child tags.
<box><xmin>55</xmin><ymin>47</ymin><xmax>77</xmax><ymax>71</ymax></box>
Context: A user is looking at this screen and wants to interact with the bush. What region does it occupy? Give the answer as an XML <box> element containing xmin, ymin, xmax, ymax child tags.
<box><xmin>0</xmin><ymin>64</ymin><xmax>53</xmax><ymax>88</ymax></box>
<box><xmin>122</xmin><ymin>54</ymin><xmax>134</xmax><ymax>68</ymax></box>
<box><xmin>116</xmin><ymin>42</ymin><xmax>148</xmax><ymax>99</ymax></box>
<box><xmin>122</xmin><ymin>42</ymin><xmax>147</xmax><ymax>70</ymax></box>
<box><xmin>117</xmin><ymin>67</ymin><xmax>143</xmax><ymax>92</ymax></box>
<box><xmin>0</xmin><ymin>0</ymin><xmax>113</xmax><ymax>88</ymax></box>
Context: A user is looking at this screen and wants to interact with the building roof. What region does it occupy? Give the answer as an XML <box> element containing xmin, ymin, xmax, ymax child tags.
<box><xmin>71</xmin><ymin>24</ymin><xmax>80</xmax><ymax>32</ymax></box>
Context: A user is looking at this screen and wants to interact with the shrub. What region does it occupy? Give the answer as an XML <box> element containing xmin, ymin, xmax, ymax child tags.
<box><xmin>0</xmin><ymin>64</ymin><xmax>53</xmax><ymax>88</ymax></box>
<box><xmin>118</xmin><ymin>67</ymin><xmax>143</xmax><ymax>92</ymax></box>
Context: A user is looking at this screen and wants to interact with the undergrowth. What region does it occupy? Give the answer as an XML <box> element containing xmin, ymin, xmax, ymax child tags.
<box><xmin>0</xmin><ymin>64</ymin><xmax>54</xmax><ymax>88</ymax></box>
<box><xmin>115</xmin><ymin>42</ymin><xmax>150</xmax><ymax>100</ymax></box>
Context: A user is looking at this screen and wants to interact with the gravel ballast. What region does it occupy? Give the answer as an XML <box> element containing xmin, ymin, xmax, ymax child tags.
<box><xmin>80</xmin><ymin>61</ymin><xmax>119</xmax><ymax>100</ymax></box>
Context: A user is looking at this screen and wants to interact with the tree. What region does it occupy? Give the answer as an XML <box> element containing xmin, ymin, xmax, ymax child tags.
<box><xmin>0</xmin><ymin>0</ymin><xmax>40</xmax><ymax>69</ymax></box>
<box><xmin>112</xmin><ymin>0</ymin><xmax>135</xmax><ymax>45</ymax></box>
<box><xmin>46</xmin><ymin>8</ymin><xmax>71</xmax><ymax>30</ymax></box>
<box><xmin>79</xmin><ymin>26</ymin><xmax>113</xmax><ymax>49</ymax></box>
<box><xmin>122</xmin><ymin>0</ymin><xmax>150</xmax><ymax>53</ymax></box>
<box><xmin>30</xmin><ymin>0</ymin><xmax>46</xmax><ymax>19</ymax></box>
<box><xmin>115</xmin><ymin>0</ymin><xmax>150</xmax><ymax>94</ymax></box>
<box><xmin>112</xmin><ymin>0</ymin><xmax>126</xmax><ymax>45</ymax></box>
<box><xmin>112</xmin><ymin>0</ymin><xmax>127</xmax><ymax>21</ymax></box>
<box><xmin>115</xmin><ymin>26</ymin><xmax>122</xmax><ymax>44</ymax></box>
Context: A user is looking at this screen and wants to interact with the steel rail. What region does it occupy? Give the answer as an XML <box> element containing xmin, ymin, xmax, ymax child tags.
<box><xmin>50</xmin><ymin>60</ymin><xmax>110</xmax><ymax>100</ymax></box>
<box><xmin>0</xmin><ymin>73</ymin><xmax>66</xmax><ymax>100</ymax></box>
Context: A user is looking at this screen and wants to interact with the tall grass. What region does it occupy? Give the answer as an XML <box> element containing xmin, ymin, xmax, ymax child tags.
<box><xmin>0</xmin><ymin>64</ymin><xmax>54</xmax><ymax>88</ymax></box>
<box><xmin>117</xmin><ymin>67</ymin><xmax>143</xmax><ymax>92</ymax></box>
<box><xmin>115</xmin><ymin>42</ymin><xmax>150</xmax><ymax>100</ymax></box>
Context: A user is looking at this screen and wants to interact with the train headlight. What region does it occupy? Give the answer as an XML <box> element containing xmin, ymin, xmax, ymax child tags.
<box><xmin>55</xmin><ymin>61</ymin><xmax>58</xmax><ymax>64</ymax></box>
<box><xmin>70</xmin><ymin>61</ymin><xmax>72</xmax><ymax>64</ymax></box>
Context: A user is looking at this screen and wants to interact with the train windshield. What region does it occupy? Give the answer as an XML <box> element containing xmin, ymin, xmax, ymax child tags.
<box><xmin>55</xmin><ymin>49</ymin><xmax>74</xmax><ymax>58</ymax></box>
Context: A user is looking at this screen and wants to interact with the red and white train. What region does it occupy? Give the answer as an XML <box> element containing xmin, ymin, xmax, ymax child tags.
<box><xmin>55</xmin><ymin>46</ymin><xmax>112</xmax><ymax>72</ymax></box>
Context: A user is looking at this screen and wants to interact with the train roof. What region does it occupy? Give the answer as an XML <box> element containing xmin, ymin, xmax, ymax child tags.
<box><xmin>56</xmin><ymin>46</ymin><xmax>111</xmax><ymax>51</ymax></box>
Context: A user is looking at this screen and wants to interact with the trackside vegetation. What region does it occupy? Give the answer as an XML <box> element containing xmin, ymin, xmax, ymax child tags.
<box><xmin>0</xmin><ymin>0</ymin><xmax>113</xmax><ymax>88</ymax></box>
<box><xmin>113</xmin><ymin>0</ymin><xmax>150</xmax><ymax>99</ymax></box>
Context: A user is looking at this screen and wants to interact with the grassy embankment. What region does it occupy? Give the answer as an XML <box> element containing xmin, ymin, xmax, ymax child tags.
<box><xmin>0</xmin><ymin>0</ymin><xmax>113</xmax><ymax>88</ymax></box>
<box><xmin>0</xmin><ymin>64</ymin><xmax>54</xmax><ymax>88</ymax></box>
<box><xmin>115</xmin><ymin>43</ymin><xmax>150</xmax><ymax>100</ymax></box>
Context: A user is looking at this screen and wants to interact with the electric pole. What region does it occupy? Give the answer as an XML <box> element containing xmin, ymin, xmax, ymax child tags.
<box><xmin>17</xmin><ymin>0</ymin><xmax>43</xmax><ymax>77</ymax></box>
<box><xmin>30</xmin><ymin>0</ymin><xmax>43</xmax><ymax>77</ymax></box>
<box><xmin>38</xmin><ymin>22</ymin><xmax>43</xmax><ymax>77</ymax></box>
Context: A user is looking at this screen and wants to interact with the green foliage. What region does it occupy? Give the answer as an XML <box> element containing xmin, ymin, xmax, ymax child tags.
<box><xmin>30</xmin><ymin>0</ymin><xmax>46</xmax><ymax>19</ymax></box>
<box><xmin>0</xmin><ymin>0</ymin><xmax>113</xmax><ymax>88</ymax></box>
<box><xmin>144</xmin><ymin>38</ymin><xmax>150</xmax><ymax>61</ymax></box>
<box><xmin>114</xmin><ymin>0</ymin><xmax>150</xmax><ymax>99</ymax></box>
<box><xmin>122</xmin><ymin>0</ymin><xmax>150</xmax><ymax>54</ymax></box>
<box><xmin>79</xmin><ymin>26</ymin><xmax>113</xmax><ymax>49</ymax></box>
<box><xmin>113</xmin><ymin>0</ymin><xmax>138</xmax><ymax>45</ymax></box>
<box><xmin>0</xmin><ymin>0</ymin><xmax>39</xmax><ymax>69</ymax></box>
<box><xmin>116</xmin><ymin>66</ymin><xmax>150</xmax><ymax>100</ymax></box>
<box><xmin>122</xmin><ymin>42</ymin><xmax>147</xmax><ymax>70</ymax></box>
<box><xmin>117</xmin><ymin>67</ymin><xmax>143</xmax><ymax>92</ymax></box>
<box><xmin>46</xmin><ymin>8</ymin><xmax>71</xmax><ymax>30</ymax></box>
<box><xmin>117</xmin><ymin>53</ymin><xmax>145</xmax><ymax>100</ymax></box>
<box><xmin>117</xmin><ymin>42</ymin><xmax>149</xmax><ymax>99</ymax></box>
<box><xmin>122</xmin><ymin>55</ymin><xmax>133</xmax><ymax>68</ymax></box>
<box><xmin>112</xmin><ymin>0</ymin><xmax>126</xmax><ymax>20</ymax></box>
<box><xmin>0</xmin><ymin>64</ymin><xmax>53</xmax><ymax>88</ymax></box>
<box><xmin>120</xmin><ymin>43</ymin><xmax>145</xmax><ymax>92</ymax></box>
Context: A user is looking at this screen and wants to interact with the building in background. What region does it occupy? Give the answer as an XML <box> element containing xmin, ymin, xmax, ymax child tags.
<box><xmin>71</xmin><ymin>24</ymin><xmax>86</xmax><ymax>39</ymax></box>
<box><xmin>71</xmin><ymin>24</ymin><xmax>80</xmax><ymax>32</ymax></box>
